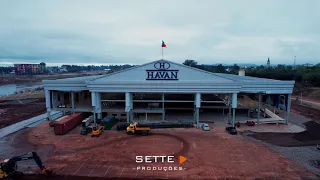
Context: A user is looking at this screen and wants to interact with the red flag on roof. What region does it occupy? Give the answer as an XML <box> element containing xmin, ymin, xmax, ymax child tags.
<box><xmin>161</xmin><ymin>40</ymin><xmax>167</xmax><ymax>48</ymax></box>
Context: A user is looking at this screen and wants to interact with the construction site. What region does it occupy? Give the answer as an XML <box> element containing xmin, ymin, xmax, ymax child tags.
<box><xmin>0</xmin><ymin>60</ymin><xmax>320</xmax><ymax>180</ymax></box>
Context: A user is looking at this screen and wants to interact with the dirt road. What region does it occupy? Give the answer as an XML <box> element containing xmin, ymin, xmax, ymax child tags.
<box><xmin>0</xmin><ymin>122</ymin><xmax>317</xmax><ymax>180</ymax></box>
<box><xmin>292</xmin><ymin>97</ymin><xmax>320</xmax><ymax>109</ymax></box>
<box><xmin>0</xmin><ymin>72</ymin><xmax>105</xmax><ymax>85</ymax></box>
<box><xmin>0</xmin><ymin>98</ymin><xmax>46</xmax><ymax>128</ymax></box>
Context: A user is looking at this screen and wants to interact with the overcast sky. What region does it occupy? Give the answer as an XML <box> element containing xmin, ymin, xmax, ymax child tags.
<box><xmin>0</xmin><ymin>0</ymin><xmax>319</xmax><ymax>66</ymax></box>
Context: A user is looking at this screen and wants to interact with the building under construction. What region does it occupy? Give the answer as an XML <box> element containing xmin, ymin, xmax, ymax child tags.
<box><xmin>42</xmin><ymin>60</ymin><xmax>295</xmax><ymax>127</ymax></box>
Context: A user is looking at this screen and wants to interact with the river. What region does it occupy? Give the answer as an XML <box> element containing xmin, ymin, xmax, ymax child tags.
<box><xmin>0</xmin><ymin>84</ymin><xmax>43</xmax><ymax>97</ymax></box>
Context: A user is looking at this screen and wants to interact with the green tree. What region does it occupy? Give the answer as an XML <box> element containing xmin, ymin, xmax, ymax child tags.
<box><xmin>230</xmin><ymin>64</ymin><xmax>240</xmax><ymax>74</ymax></box>
<box><xmin>183</xmin><ymin>60</ymin><xmax>198</xmax><ymax>67</ymax></box>
<box><xmin>216</xmin><ymin>64</ymin><xmax>227</xmax><ymax>73</ymax></box>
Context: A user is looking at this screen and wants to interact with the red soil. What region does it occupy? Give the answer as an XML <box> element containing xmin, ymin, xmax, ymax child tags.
<box><xmin>0</xmin><ymin>122</ymin><xmax>317</xmax><ymax>180</ymax></box>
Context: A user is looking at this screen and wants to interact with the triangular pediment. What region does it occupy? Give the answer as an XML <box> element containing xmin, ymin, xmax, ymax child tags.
<box><xmin>90</xmin><ymin>60</ymin><xmax>235</xmax><ymax>83</ymax></box>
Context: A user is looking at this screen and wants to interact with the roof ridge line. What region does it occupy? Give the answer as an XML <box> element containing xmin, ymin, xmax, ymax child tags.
<box><xmin>87</xmin><ymin>59</ymin><xmax>165</xmax><ymax>83</ymax></box>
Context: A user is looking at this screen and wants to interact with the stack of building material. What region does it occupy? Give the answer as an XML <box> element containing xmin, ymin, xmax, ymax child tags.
<box><xmin>81</xmin><ymin>115</ymin><xmax>94</xmax><ymax>135</ymax></box>
<box><xmin>54</xmin><ymin>113</ymin><xmax>85</xmax><ymax>135</ymax></box>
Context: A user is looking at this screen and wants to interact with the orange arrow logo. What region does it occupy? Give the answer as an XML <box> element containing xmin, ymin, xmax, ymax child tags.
<box><xmin>178</xmin><ymin>156</ymin><xmax>187</xmax><ymax>164</ymax></box>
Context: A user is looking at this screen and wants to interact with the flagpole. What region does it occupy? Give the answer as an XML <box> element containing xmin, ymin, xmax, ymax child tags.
<box><xmin>162</xmin><ymin>47</ymin><xmax>163</xmax><ymax>60</ymax></box>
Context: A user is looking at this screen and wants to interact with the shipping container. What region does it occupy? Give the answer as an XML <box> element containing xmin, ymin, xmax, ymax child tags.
<box><xmin>54</xmin><ymin>113</ymin><xmax>85</xmax><ymax>135</ymax></box>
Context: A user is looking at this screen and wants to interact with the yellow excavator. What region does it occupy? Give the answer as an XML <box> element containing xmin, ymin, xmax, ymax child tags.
<box><xmin>0</xmin><ymin>152</ymin><xmax>52</xmax><ymax>179</ymax></box>
<box><xmin>91</xmin><ymin>125</ymin><xmax>104</xmax><ymax>137</ymax></box>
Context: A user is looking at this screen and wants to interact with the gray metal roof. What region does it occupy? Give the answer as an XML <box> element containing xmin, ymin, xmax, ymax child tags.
<box><xmin>42</xmin><ymin>60</ymin><xmax>295</xmax><ymax>94</ymax></box>
<box><xmin>42</xmin><ymin>75</ymin><xmax>103</xmax><ymax>83</ymax></box>
<box><xmin>213</xmin><ymin>73</ymin><xmax>282</xmax><ymax>82</ymax></box>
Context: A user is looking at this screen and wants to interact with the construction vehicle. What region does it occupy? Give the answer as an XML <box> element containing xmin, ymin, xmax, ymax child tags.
<box><xmin>126</xmin><ymin>122</ymin><xmax>151</xmax><ymax>135</ymax></box>
<box><xmin>91</xmin><ymin>125</ymin><xmax>104</xmax><ymax>137</ymax></box>
<box><xmin>0</xmin><ymin>152</ymin><xmax>52</xmax><ymax>179</ymax></box>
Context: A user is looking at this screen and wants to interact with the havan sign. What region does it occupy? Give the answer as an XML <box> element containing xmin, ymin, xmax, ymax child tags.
<box><xmin>146</xmin><ymin>62</ymin><xmax>179</xmax><ymax>80</ymax></box>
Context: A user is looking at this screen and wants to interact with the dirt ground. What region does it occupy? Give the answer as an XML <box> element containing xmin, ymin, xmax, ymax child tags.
<box><xmin>247</xmin><ymin>121</ymin><xmax>320</xmax><ymax>147</ymax></box>
<box><xmin>0</xmin><ymin>122</ymin><xmax>318</xmax><ymax>180</ymax></box>
<box><xmin>0</xmin><ymin>72</ymin><xmax>105</xmax><ymax>86</ymax></box>
<box><xmin>0</xmin><ymin>98</ymin><xmax>46</xmax><ymax>128</ymax></box>
<box><xmin>291</xmin><ymin>102</ymin><xmax>320</xmax><ymax>123</ymax></box>
<box><xmin>293</xmin><ymin>87</ymin><xmax>320</xmax><ymax>102</ymax></box>
<box><xmin>0</xmin><ymin>90</ymin><xmax>45</xmax><ymax>101</ymax></box>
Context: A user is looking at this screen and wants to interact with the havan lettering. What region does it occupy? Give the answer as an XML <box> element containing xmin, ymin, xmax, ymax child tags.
<box><xmin>147</xmin><ymin>71</ymin><xmax>178</xmax><ymax>80</ymax></box>
<box><xmin>146</xmin><ymin>62</ymin><xmax>179</xmax><ymax>80</ymax></box>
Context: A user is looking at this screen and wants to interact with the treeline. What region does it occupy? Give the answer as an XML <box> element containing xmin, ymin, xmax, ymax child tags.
<box><xmin>60</xmin><ymin>64</ymin><xmax>135</xmax><ymax>73</ymax></box>
<box><xmin>0</xmin><ymin>67</ymin><xmax>14</xmax><ymax>74</ymax></box>
<box><xmin>183</xmin><ymin>60</ymin><xmax>240</xmax><ymax>74</ymax></box>
<box><xmin>183</xmin><ymin>60</ymin><xmax>320</xmax><ymax>87</ymax></box>
<box><xmin>246</xmin><ymin>65</ymin><xmax>320</xmax><ymax>86</ymax></box>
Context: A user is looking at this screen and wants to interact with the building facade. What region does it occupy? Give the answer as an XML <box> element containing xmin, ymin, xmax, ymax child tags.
<box><xmin>43</xmin><ymin>60</ymin><xmax>295</xmax><ymax>128</ymax></box>
<box><xmin>14</xmin><ymin>62</ymin><xmax>46</xmax><ymax>75</ymax></box>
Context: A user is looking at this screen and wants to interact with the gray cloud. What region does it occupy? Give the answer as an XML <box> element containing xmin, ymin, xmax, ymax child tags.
<box><xmin>0</xmin><ymin>0</ymin><xmax>319</xmax><ymax>66</ymax></box>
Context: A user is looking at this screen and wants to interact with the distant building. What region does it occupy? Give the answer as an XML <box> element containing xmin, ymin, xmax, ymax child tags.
<box><xmin>104</xmin><ymin>68</ymin><xmax>111</xmax><ymax>72</ymax></box>
<box><xmin>58</xmin><ymin>67</ymin><xmax>68</xmax><ymax>73</ymax></box>
<box><xmin>303</xmin><ymin>63</ymin><xmax>313</xmax><ymax>67</ymax></box>
<box><xmin>61</xmin><ymin>65</ymin><xmax>69</xmax><ymax>71</ymax></box>
<box><xmin>266</xmin><ymin>58</ymin><xmax>270</xmax><ymax>68</ymax></box>
<box><xmin>14</xmin><ymin>62</ymin><xmax>46</xmax><ymax>75</ymax></box>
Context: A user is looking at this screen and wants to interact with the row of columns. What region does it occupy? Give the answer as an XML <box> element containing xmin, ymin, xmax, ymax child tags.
<box><xmin>125</xmin><ymin>92</ymin><xmax>133</xmax><ymax>123</ymax></box>
<box><xmin>256</xmin><ymin>93</ymin><xmax>292</xmax><ymax>124</ymax></box>
<box><xmin>45</xmin><ymin>90</ymin><xmax>292</xmax><ymax>126</ymax></box>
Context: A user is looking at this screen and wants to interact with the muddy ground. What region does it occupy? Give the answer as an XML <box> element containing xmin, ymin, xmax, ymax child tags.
<box><xmin>247</xmin><ymin>121</ymin><xmax>320</xmax><ymax>147</ymax></box>
<box><xmin>247</xmin><ymin>99</ymin><xmax>320</xmax><ymax>147</ymax></box>
<box><xmin>0</xmin><ymin>98</ymin><xmax>46</xmax><ymax>128</ymax></box>
<box><xmin>0</xmin><ymin>122</ymin><xmax>317</xmax><ymax>180</ymax></box>
<box><xmin>0</xmin><ymin>73</ymin><xmax>105</xmax><ymax>86</ymax></box>
<box><xmin>19</xmin><ymin>175</ymin><xmax>182</xmax><ymax>180</ymax></box>
<box><xmin>291</xmin><ymin>102</ymin><xmax>320</xmax><ymax>123</ymax></box>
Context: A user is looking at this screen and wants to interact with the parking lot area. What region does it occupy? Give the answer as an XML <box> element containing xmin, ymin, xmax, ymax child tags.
<box><xmin>0</xmin><ymin>122</ymin><xmax>318</xmax><ymax>180</ymax></box>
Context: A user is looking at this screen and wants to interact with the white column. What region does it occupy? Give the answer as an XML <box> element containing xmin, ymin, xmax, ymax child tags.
<box><xmin>45</xmin><ymin>89</ymin><xmax>51</xmax><ymax>120</ymax></box>
<box><xmin>130</xmin><ymin>93</ymin><xmax>133</xmax><ymax>109</ymax></box>
<box><xmin>125</xmin><ymin>92</ymin><xmax>132</xmax><ymax>123</ymax></box>
<box><xmin>195</xmin><ymin>93</ymin><xmax>201</xmax><ymax>128</ymax></box>
<box><xmin>130</xmin><ymin>93</ymin><xmax>133</xmax><ymax>122</ymax></box>
<box><xmin>257</xmin><ymin>93</ymin><xmax>261</xmax><ymax>124</ymax></box>
<box><xmin>162</xmin><ymin>94</ymin><xmax>165</xmax><ymax>121</ymax></box>
<box><xmin>96</xmin><ymin>92</ymin><xmax>102</xmax><ymax>120</ymax></box>
<box><xmin>51</xmin><ymin>91</ymin><xmax>55</xmax><ymax>109</ymax></box>
<box><xmin>71</xmin><ymin>92</ymin><xmax>75</xmax><ymax>113</ymax></box>
<box><xmin>285</xmin><ymin>94</ymin><xmax>291</xmax><ymax>124</ymax></box>
<box><xmin>91</xmin><ymin>92</ymin><xmax>96</xmax><ymax>107</ymax></box>
<box><xmin>231</xmin><ymin>93</ymin><xmax>237</xmax><ymax>127</ymax></box>
<box><xmin>228</xmin><ymin>94</ymin><xmax>232</xmax><ymax>124</ymax></box>
<box><xmin>91</xmin><ymin>92</ymin><xmax>97</xmax><ymax>125</ymax></box>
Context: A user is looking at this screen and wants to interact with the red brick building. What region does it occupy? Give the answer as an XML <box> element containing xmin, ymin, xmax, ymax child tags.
<box><xmin>14</xmin><ymin>62</ymin><xmax>46</xmax><ymax>75</ymax></box>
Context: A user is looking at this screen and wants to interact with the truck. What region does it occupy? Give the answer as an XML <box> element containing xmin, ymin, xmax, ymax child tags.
<box><xmin>126</xmin><ymin>122</ymin><xmax>151</xmax><ymax>135</ymax></box>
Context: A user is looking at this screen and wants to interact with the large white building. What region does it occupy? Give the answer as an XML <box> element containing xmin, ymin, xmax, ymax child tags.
<box><xmin>43</xmin><ymin>60</ymin><xmax>295</xmax><ymax>127</ymax></box>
